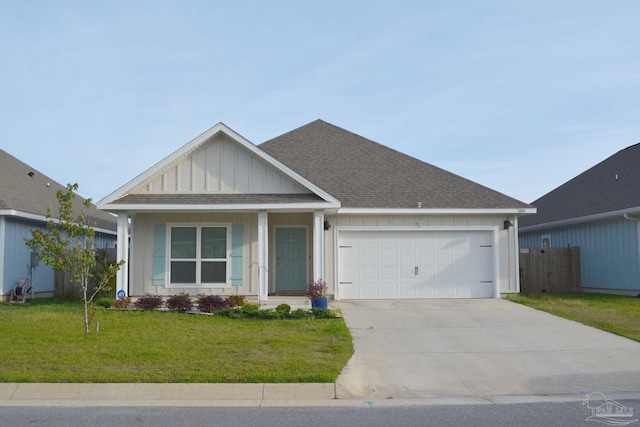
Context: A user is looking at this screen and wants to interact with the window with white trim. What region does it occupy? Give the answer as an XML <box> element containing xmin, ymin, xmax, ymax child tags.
<box><xmin>169</xmin><ymin>224</ymin><xmax>230</xmax><ymax>286</ymax></box>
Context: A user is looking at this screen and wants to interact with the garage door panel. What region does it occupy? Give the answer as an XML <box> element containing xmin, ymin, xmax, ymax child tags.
<box><xmin>398</xmin><ymin>249</ymin><xmax>416</xmax><ymax>263</ymax></box>
<box><xmin>397</xmin><ymin>283</ymin><xmax>416</xmax><ymax>298</ymax></box>
<box><xmin>417</xmin><ymin>249</ymin><xmax>435</xmax><ymax>263</ymax></box>
<box><xmin>339</xmin><ymin>230</ymin><xmax>495</xmax><ymax>299</ymax></box>
<box><xmin>380</xmin><ymin>267</ymin><xmax>399</xmax><ymax>280</ymax></box>
<box><xmin>416</xmin><ymin>283</ymin><xmax>436</xmax><ymax>298</ymax></box>
<box><xmin>434</xmin><ymin>282</ymin><xmax>455</xmax><ymax>298</ymax></box>
<box><xmin>361</xmin><ymin>248</ymin><xmax>378</xmax><ymax>261</ymax></box>
<box><xmin>380</xmin><ymin>249</ymin><xmax>397</xmax><ymax>262</ymax></box>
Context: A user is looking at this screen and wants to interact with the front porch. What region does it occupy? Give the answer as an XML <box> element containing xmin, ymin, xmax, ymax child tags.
<box><xmin>114</xmin><ymin>210</ymin><xmax>329</xmax><ymax>301</ymax></box>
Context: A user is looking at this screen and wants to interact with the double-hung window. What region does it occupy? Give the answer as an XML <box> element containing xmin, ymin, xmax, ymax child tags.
<box><xmin>169</xmin><ymin>224</ymin><xmax>230</xmax><ymax>286</ymax></box>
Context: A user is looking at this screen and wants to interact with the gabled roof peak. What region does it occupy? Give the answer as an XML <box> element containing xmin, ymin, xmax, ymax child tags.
<box><xmin>0</xmin><ymin>149</ymin><xmax>116</xmax><ymax>230</ymax></box>
<box><xmin>521</xmin><ymin>141</ymin><xmax>640</xmax><ymax>228</ymax></box>
<box><xmin>261</xmin><ymin>119</ymin><xmax>531</xmax><ymax>210</ymax></box>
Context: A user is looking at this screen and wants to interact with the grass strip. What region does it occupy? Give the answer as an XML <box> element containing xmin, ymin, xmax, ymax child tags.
<box><xmin>0</xmin><ymin>299</ymin><xmax>353</xmax><ymax>383</ymax></box>
<box><xmin>506</xmin><ymin>292</ymin><xmax>640</xmax><ymax>342</ymax></box>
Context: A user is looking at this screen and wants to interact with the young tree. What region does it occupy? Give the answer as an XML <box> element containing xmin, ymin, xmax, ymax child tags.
<box><xmin>25</xmin><ymin>183</ymin><xmax>124</xmax><ymax>335</ymax></box>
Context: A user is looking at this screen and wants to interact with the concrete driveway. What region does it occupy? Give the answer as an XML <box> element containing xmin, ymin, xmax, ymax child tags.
<box><xmin>334</xmin><ymin>299</ymin><xmax>640</xmax><ymax>400</ymax></box>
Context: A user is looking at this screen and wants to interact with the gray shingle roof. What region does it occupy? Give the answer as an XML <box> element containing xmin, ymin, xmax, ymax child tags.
<box><xmin>260</xmin><ymin>120</ymin><xmax>531</xmax><ymax>209</ymax></box>
<box><xmin>0</xmin><ymin>150</ymin><xmax>117</xmax><ymax>231</ymax></box>
<box><xmin>113</xmin><ymin>193</ymin><xmax>324</xmax><ymax>205</ymax></box>
<box><xmin>520</xmin><ymin>142</ymin><xmax>640</xmax><ymax>228</ymax></box>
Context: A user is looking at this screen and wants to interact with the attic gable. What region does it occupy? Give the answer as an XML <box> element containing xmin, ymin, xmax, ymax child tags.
<box><xmin>134</xmin><ymin>131</ymin><xmax>311</xmax><ymax>195</ymax></box>
<box><xmin>98</xmin><ymin>123</ymin><xmax>340</xmax><ymax>210</ymax></box>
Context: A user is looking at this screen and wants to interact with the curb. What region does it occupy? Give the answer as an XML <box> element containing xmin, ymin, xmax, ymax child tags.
<box><xmin>0</xmin><ymin>383</ymin><xmax>336</xmax><ymax>406</ymax></box>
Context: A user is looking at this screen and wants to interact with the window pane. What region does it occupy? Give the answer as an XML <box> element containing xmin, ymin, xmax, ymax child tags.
<box><xmin>202</xmin><ymin>227</ymin><xmax>226</xmax><ymax>259</ymax></box>
<box><xmin>171</xmin><ymin>227</ymin><xmax>196</xmax><ymax>258</ymax></box>
<box><xmin>171</xmin><ymin>261</ymin><xmax>196</xmax><ymax>283</ymax></box>
<box><xmin>202</xmin><ymin>261</ymin><xmax>226</xmax><ymax>283</ymax></box>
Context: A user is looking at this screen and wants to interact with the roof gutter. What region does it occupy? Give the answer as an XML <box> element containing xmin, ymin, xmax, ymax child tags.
<box><xmin>100</xmin><ymin>201</ymin><xmax>341</xmax><ymax>212</ymax></box>
<box><xmin>337</xmin><ymin>207</ymin><xmax>536</xmax><ymax>215</ymax></box>
<box><xmin>624</xmin><ymin>213</ymin><xmax>640</xmax><ymax>222</ymax></box>
<box><xmin>0</xmin><ymin>209</ymin><xmax>118</xmax><ymax>235</ymax></box>
<box><xmin>520</xmin><ymin>206</ymin><xmax>640</xmax><ymax>232</ymax></box>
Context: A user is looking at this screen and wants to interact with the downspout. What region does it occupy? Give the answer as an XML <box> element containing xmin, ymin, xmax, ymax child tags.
<box><xmin>0</xmin><ymin>216</ymin><xmax>5</xmax><ymax>298</ymax></box>
<box><xmin>624</xmin><ymin>214</ymin><xmax>640</xmax><ymax>295</ymax></box>
<box><xmin>624</xmin><ymin>213</ymin><xmax>640</xmax><ymax>222</ymax></box>
<box><xmin>514</xmin><ymin>216</ymin><xmax>521</xmax><ymax>294</ymax></box>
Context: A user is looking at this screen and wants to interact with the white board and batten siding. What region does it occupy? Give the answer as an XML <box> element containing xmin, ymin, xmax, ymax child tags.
<box><xmin>135</xmin><ymin>132</ymin><xmax>311</xmax><ymax>194</ymax></box>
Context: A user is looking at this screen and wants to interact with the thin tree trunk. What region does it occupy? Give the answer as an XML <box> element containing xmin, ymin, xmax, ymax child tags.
<box><xmin>82</xmin><ymin>277</ymin><xmax>89</xmax><ymax>335</ymax></box>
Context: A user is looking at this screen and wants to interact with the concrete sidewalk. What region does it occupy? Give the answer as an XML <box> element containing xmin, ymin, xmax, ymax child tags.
<box><xmin>5</xmin><ymin>382</ymin><xmax>639</xmax><ymax>407</ymax></box>
<box><xmin>0</xmin><ymin>383</ymin><xmax>336</xmax><ymax>407</ymax></box>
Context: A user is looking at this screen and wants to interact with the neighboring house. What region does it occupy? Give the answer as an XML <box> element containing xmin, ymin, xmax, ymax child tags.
<box><xmin>0</xmin><ymin>150</ymin><xmax>118</xmax><ymax>299</ymax></box>
<box><xmin>519</xmin><ymin>143</ymin><xmax>640</xmax><ymax>295</ymax></box>
<box><xmin>98</xmin><ymin>120</ymin><xmax>534</xmax><ymax>301</ymax></box>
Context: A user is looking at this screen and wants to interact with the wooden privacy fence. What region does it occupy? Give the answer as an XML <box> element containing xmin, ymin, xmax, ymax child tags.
<box><xmin>54</xmin><ymin>249</ymin><xmax>118</xmax><ymax>298</ymax></box>
<box><xmin>519</xmin><ymin>247</ymin><xmax>581</xmax><ymax>293</ymax></box>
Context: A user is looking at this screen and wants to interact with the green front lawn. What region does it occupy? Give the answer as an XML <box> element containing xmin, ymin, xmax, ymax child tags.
<box><xmin>0</xmin><ymin>299</ymin><xmax>353</xmax><ymax>383</ymax></box>
<box><xmin>506</xmin><ymin>292</ymin><xmax>640</xmax><ymax>342</ymax></box>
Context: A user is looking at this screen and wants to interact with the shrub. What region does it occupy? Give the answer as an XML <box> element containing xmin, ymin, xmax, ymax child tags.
<box><xmin>311</xmin><ymin>308</ymin><xmax>336</xmax><ymax>319</ymax></box>
<box><xmin>197</xmin><ymin>295</ymin><xmax>230</xmax><ymax>313</ymax></box>
<box><xmin>304</xmin><ymin>279</ymin><xmax>327</xmax><ymax>300</ymax></box>
<box><xmin>275</xmin><ymin>303</ymin><xmax>291</xmax><ymax>313</ymax></box>
<box><xmin>219</xmin><ymin>307</ymin><xmax>244</xmax><ymax>318</ymax></box>
<box><xmin>95</xmin><ymin>297</ymin><xmax>113</xmax><ymax>308</ymax></box>
<box><xmin>227</xmin><ymin>294</ymin><xmax>246</xmax><ymax>307</ymax></box>
<box><xmin>289</xmin><ymin>308</ymin><xmax>313</xmax><ymax>319</ymax></box>
<box><xmin>134</xmin><ymin>295</ymin><xmax>163</xmax><ymax>310</ymax></box>
<box><xmin>241</xmin><ymin>303</ymin><xmax>259</xmax><ymax>313</ymax></box>
<box><xmin>114</xmin><ymin>297</ymin><xmax>131</xmax><ymax>309</ymax></box>
<box><xmin>258</xmin><ymin>309</ymin><xmax>284</xmax><ymax>319</ymax></box>
<box><xmin>166</xmin><ymin>294</ymin><xmax>192</xmax><ymax>312</ymax></box>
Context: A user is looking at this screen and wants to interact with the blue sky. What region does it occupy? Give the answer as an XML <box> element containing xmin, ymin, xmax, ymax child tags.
<box><xmin>1</xmin><ymin>1</ymin><xmax>638</xmax><ymax>204</ymax></box>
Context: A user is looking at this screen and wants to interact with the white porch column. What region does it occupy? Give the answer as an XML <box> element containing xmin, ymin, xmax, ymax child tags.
<box><xmin>513</xmin><ymin>216</ymin><xmax>521</xmax><ymax>294</ymax></box>
<box><xmin>313</xmin><ymin>211</ymin><xmax>325</xmax><ymax>281</ymax></box>
<box><xmin>257</xmin><ymin>211</ymin><xmax>269</xmax><ymax>300</ymax></box>
<box><xmin>115</xmin><ymin>213</ymin><xmax>129</xmax><ymax>298</ymax></box>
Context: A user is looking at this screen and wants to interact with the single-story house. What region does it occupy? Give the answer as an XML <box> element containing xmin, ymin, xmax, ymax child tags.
<box><xmin>0</xmin><ymin>150</ymin><xmax>118</xmax><ymax>300</ymax></box>
<box><xmin>519</xmin><ymin>143</ymin><xmax>640</xmax><ymax>295</ymax></box>
<box><xmin>98</xmin><ymin>120</ymin><xmax>534</xmax><ymax>301</ymax></box>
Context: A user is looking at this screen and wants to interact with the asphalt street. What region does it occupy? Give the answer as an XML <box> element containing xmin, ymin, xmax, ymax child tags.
<box><xmin>2</xmin><ymin>400</ymin><xmax>639</xmax><ymax>427</ymax></box>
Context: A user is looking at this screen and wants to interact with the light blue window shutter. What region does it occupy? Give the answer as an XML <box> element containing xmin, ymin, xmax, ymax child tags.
<box><xmin>231</xmin><ymin>224</ymin><xmax>244</xmax><ymax>286</ymax></box>
<box><xmin>152</xmin><ymin>224</ymin><xmax>166</xmax><ymax>286</ymax></box>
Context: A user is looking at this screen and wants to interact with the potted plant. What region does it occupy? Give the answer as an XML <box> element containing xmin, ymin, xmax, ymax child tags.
<box><xmin>305</xmin><ymin>279</ymin><xmax>328</xmax><ymax>309</ymax></box>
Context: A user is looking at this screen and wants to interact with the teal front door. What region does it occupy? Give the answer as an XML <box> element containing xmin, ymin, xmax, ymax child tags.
<box><xmin>275</xmin><ymin>227</ymin><xmax>308</xmax><ymax>292</ymax></box>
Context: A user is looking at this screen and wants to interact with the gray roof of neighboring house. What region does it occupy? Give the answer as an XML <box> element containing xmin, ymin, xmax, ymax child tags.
<box><xmin>0</xmin><ymin>150</ymin><xmax>117</xmax><ymax>231</ymax></box>
<box><xmin>260</xmin><ymin>120</ymin><xmax>531</xmax><ymax>209</ymax></box>
<box><xmin>519</xmin><ymin>142</ymin><xmax>640</xmax><ymax>229</ymax></box>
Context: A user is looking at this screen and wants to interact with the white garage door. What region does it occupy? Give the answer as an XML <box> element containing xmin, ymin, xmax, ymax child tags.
<box><xmin>338</xmin><ymin>230</ymin><xmax>495</xmax><ymax>299</ymax></box>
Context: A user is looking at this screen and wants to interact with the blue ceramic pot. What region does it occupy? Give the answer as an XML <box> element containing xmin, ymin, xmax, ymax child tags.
<box><xmin>311</xmin><ymin>298</ymin><xmax>328</xmax><ymax>309</ymax></box>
